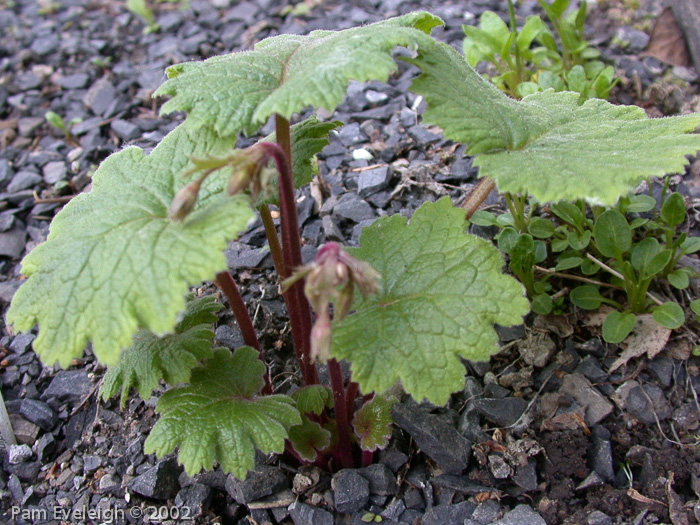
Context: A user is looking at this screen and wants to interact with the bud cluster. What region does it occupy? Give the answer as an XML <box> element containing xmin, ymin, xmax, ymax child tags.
<box><xmin>283</xmin><ymin>242</ymin><xmax>381</xmax><ymax>362</ymax></box>
<box><xmin>168</xmin><ymin>144</ymin><xmax>274</xmax><ymax>222</ymax></box>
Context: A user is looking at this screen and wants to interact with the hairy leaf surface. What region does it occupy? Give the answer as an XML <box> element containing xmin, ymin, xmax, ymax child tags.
<box><xmin>291</xmin><ymin>385</ymin><xmax>334</xmax><ymax>415</ymax></box>
<box><xmin>288</xmin><ymin>418</ymin><xmax>332</xmax><ymax>461</ymax></box>
<box><xmin>331</xmin><ymin>197</ymin><xmax>529</xmax><ymax>405</ymax></box>
<box><xmin>6</xmin><ymin>125</ymin><xmax>255</xmax><ymax>367</ymax></box>
<box><xmin>409</xmin><ymin>42</ymin><xmax>700</xmax><ymax>205</ymax></box>
<box><xmin>155</xmin><ymin>12</ymin><xmax>442</xmax><ymax>137</ymax></box>
<box><xmin>353</xmin><ymin>391</ymin><xmax>398</xmax><ymax>451</ymax></box>
<box><xmin>101</xmin><ymin>295</ymin><xmax>222</xmax><ymax>407</ymax></box>
<box><xmin>145</xmin><ymin>347</ymin><xmax>301</xmax><ymax>478</ymax></box>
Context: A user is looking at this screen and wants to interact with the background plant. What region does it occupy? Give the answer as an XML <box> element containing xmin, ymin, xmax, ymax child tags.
<box><xmin>463</xmin><ymin>0</ymin><xmax>618</xmax><ymax>100</ymax></box>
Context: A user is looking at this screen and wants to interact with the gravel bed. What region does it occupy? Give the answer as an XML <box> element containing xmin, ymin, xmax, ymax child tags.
<box><xmin>1</xmin><ymin>0</ymin><xmax>700</xmax><ymax>524</ymax></box>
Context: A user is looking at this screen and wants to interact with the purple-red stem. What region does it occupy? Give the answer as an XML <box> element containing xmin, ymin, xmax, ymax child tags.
<box><xmin>258</xmin><ymin>204</ymin><xmax>285</xmax><ymax>277</ymax></box>
<box><xmin>361</xmin><ymin>450</ymin><xmax>374</xmax><ymax>468</ymax></box>
<box><xmin>345</xmin><ymin>381</ymin><xmax>359</xmax><ymax>425</ymax></box>
<box><xmin>261</xmin><ymin>115</ymin><xmax>318</xmax><ymax>385</ymax></box>
<box><xmin>215</xmin><ymin>271</ymin><xmax>272</xmax><ymax>395</ymax></box>
<box><xmin>328</xmin><ymin>357</ymin><xmax>353</xmax><ymax>469</ymax></box>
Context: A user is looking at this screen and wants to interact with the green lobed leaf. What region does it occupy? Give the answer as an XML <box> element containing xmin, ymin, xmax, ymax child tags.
<box><xmin>602</xmin><ymin>311</ymin><xmax>637</xmax><ymax>344</ymax></box>
<box><xmin>288</xmin><ymin>418</ymin><xmax>331</xmax><ymax>461</ymax></box>
<box><xmin>155</xmin><ymin>12</ymin><xmax>442</xmax><ymax>137</ymax></box>
<box><xmin>331</xmin><ymin>197</ymin><xmax>529</xmax><ymax>405</ymax></box>
<box><xmin>352</xmin><ymin>391</ymin><xmax>398</xmax><ymax>452</ymax></box>
<box><xmin>652</xmin><ymin>302</ymin><xmax>685</xmax><ymax>329</ymax></box>
<box><xmin>101</xmin><ymin>295</ymin><xmax>222</xmax><ymax>407</ymax></box>
<box><xmin>407</xmin><ymin>42</ymin><xmax>700</xmax><ymax>205</ymax></box>
<box><xmin>6</xmin><ymin>124</ymin><xmax>255</xmax><ymax>368</ymax></box>
<box><xmin>145</xmin><ymin>347</ymin><xmax>301</xmax><ymax>478</ymax></box>
<box><xmin>291</xmin><ymin>385</ymin><xmax>333</xmax><ymax>416</ymax></box>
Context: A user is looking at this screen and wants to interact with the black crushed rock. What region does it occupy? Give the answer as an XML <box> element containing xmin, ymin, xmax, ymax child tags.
<box><xmin>392</xmin><ymin>402</ymin><xmax>471</xmax><ymax>474</ymax></box>
<box><xmin>128</xmin><ymin>457</ymin><xmax>182</xmax><ymax>500</ymax></box>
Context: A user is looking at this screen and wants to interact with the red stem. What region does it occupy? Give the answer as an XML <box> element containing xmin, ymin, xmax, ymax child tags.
<box><xmin>328</xmin><ymin>357</ymin><xmax>353</xmax><ymax>469</ymax></box>
<box><xmin>215</xmin><ymin>271</ymin><xmax>272</xmax><ymax>395</ymax></box>
<box><xmin>361</xmin><ymin>450</ymin><xmax>374</xmax><ymax>468</ymax></box>
<box><xmin>261</xmin><ymin>117</ymin><xmax>318</xmax><ymax>385</ymax></box>
<box><xmin>345</xmin><ymin>381</ymin><xmax>359</xmax><ymax>425</ymax></box>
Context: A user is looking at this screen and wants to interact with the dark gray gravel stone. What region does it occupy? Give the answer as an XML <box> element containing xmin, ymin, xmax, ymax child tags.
<box><xmin>392</xmin><ymin>403</ymin><xmax>471</xmax><ymax>474</ymax></box>
<box><xmin>55</xmin><ymin>73</ymin><xmax>90</xmax><ymax>89</ymax></box>
<box><xmin>472</xmin><ymin>500</ymin><xmax>502</xmax><ymax>524</ymax></box>
<box><xmin>358</xmin><ymin>463</ymin><xmax>398</xmax><ymax>496</ymax></box>
<box><xmin>42</xmin><ymin>370</ymin><xmax>92</xmax><ymax>403</ymax></box>
<box><xmin>332</xmin><ymin>469</ymin><xmax>370</xmax><ymax>514</ymax></box>
<box><xmin>6</xmin><ymin>460</ymin><xmax>41</xmax><ymax>482</ymax></box>
<box><xmin>432</xmin><ymin>474</ymin><xmax>494</xmax><ymax>496</ymax></box>
<box><xmin>358</xmin><ymin>166</ymin><xmax>392</xmax><ymax>197</ymax></box>
<box><xmin>84</xmin><ymin>77</ymin><xmax>116</xmax><ymax>116</ymax></box>
<box><xmin>337</xmin><ymin>122</ymin><xmax>367</xmax><ymax>147</ymax></box>
<box><xmin>8</xmin><ymin>171</ymin><xmax>42</xmax><ymax>193</ymax></box>
<box><xmin>615</xmin><ymin>26</ymin><xmax>650</xmax><ymax>51</ymax></box>
<box><xmin>590</xmin><ymin>426</ymin><xmax>615</xmax><ymax>482</ymax></box>
<box><xmin>0</xmin><ymin>159</ymin><xmax>12</xmax><ymax>185</ymax></box>
<box><xmin>492</xmin><ymin>504</ymin><xmax>546</xmax><ymax>525</ymax></box>
<box><xmin>333</xmin><ymin>194</ymin><xmax>375</xmax><ymax>223</ymax></box>
<box><xmin>111</xmin><ymin>119</ymin><xmax>141</xmax><ymax>141</ymax></box>
<box><xmin>9</xmin><ymin>444</ymin><xmax>32</xmax><ymax>464</ymax></box>
<box><xmin>625</xmin><ymin>383</ymin><xmax>672</xmax><ymax>424</ymax></box>
<box><xmin>378</xmin><ymin>448</ymin><xmax>408</xmax><ymax>473</ymax></box>
<box><xmin>647</xmin><ymin>356</ymin><xmax>674</xmax><ymax>388</ymax></box>
<box><xmin>288</xmin><ymin>501</ymin><xmax>333</xmax><ymax>525</ymax></box>
<box><xmin>588</xmin><ymin>510</ymin><xmax>614</xmax><ymax>525</ymax></box>
<box><xmin>422</xmin><ymin>501</ymin><xmax>476</xmax><ymax>525</ymax></box>
<box><xmin>215</xmin><ymin>325</ymin><xmax>245</xmax><ymax>350</ymax></box>
<box><xmin>407</xmin><ymin>124</ymin><xmax>441</xmax><ymax>147</ymax></box>
<box><xmin>42</xmin><ymin>161</ymin><xmax>67</xmax><ymax>184</ymax></box>
<box><xmin>225</xmin><ymin>465</ymin><xmax>288</xmax><ymax>504</ymax></box>
<box><xmin>512</xmin><ymin>459</ymin><xmax>538</xmax><ymax>491</ymax></box>
<box><xmin>20</xmin><ymin>399</ymin><xmax>57</xmax><ymax>431</ymax></box>
<box><xmin>10</xmin><ymin>333</ymin><xmax>35</xmax><ymax>354</ymax></box>
<box><xmin>174</xmin><ymin>483</ymin><xmax>212</xmax><ymax>519</ymax></box>
<box><xmin>472</xmin><ymin>397</ymin><xmax>528</xmax><ymax>427</ymax></box>
<box><xmin>0</xmin><ymin>226</ymin><xmax>26</xmax><ymax>259</ymax></box>
<box><xmin>225</xmin><ymin>242</ymin><xmax>271</xmax><ymax>269</ymax></box>
<box><xmin>35</xmin><ymin>433</ymin><xmax>56</xmax><ymax>462</ymax></box>
<box><xmin>128</xmin><ymin>458</ymin><xmax>182</xmax><ymax>500</ymax></box>
<box><xmin>322</xmin><ymin>215</ymin><xmax>345</xmax><ymax>241</ymax></box>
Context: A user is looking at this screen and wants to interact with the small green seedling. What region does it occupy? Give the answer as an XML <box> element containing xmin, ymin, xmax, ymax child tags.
<box><xmin>127</xmin><ymin>0</ymin><xmax>160</xmax><ymax>34</ymax></box>
<box><xmin>463</xmin><ymin>0</ymin><xmax>618</xmax><ymax>100</ymax></box>
<box><xmin>6</xmin><ymin>12</ymin><xmax>700</xmax><ymax>482</ymax></box>
<box><xmin>45</xmin><ymin>111</ymin><xmax>82</xmax><ymax>141</ymax></box>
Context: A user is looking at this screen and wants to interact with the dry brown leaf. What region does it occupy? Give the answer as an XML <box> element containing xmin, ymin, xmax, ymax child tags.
<box><xmin>533</xmin><ymin>314</ymin><xmax>574</xmax><ymax>338</ymax></box>
<box><xmin>666</xmin><ymin>473</ymin><xmax>690</xmax><ymax>525</ymax></box>
<box><xmin>580</xmin><ymin>305</ymin><xmax>614</xmax><ymax>327</ymax></box>
<box><xmin>609</xmin><ymin>314</ymin><xmax>671</xmax><ymax>373</ymax></box>
<box><xmin>627</xmin><ymin>488</ymin><xmax>667</xmax><ymax>507</ymax></box>
<box><xmin>645</xmin><ymin>7</ymin><xmax>692</xmax><ymax>67</ymax></box>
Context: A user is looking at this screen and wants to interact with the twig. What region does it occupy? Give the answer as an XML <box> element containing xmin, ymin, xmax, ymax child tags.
<box><xmin>33</xmin><ymin>193</ymin><xmax>76</xmax><ymax>204</ymax></box>
<box><xmin>534</xmin><ymin>265</ymin><xmax>622</xmax><ymax>290</ymax></box>
<box><xmin>585</xmin><ymin>254</ymin><xmax>665</xmax><ymax>306</ymax></box>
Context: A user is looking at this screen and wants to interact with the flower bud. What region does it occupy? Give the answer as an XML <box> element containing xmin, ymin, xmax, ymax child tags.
<box><xmin>310</xmin><ymin>311</ymin><xmax>333</xmax><ymax>363</ymax></box>
<box><xmin>168</xmin><ymin>179</ymin><xmax>202</xmax><ymax>221</ymax></box>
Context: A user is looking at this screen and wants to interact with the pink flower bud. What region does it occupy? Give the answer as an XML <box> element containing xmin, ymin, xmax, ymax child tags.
<box><xmin>310</xmin><ymin>311</ymin><xmax>333</xmax><ymax>363</ymax></box>
<box><xmin>168</xmin><ymin>179</ymin><xmax>202</xmax><ymax>221</ymax></box>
